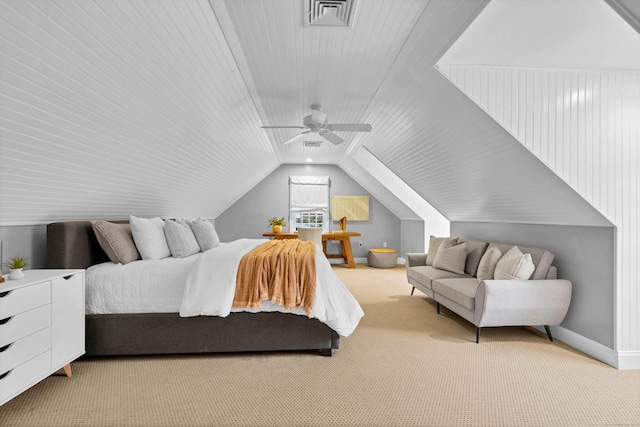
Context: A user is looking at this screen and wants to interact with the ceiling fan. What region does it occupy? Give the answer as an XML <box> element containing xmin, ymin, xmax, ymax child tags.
<box><xmin>261</xmin><ymin>105</ymin><xmax>372</xmax><ymax>145</ymax></box>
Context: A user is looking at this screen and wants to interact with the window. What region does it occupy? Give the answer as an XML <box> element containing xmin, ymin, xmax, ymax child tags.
<box><xmin>294</xmin><ymin>212</ymin><xmax>324</xmax><ymax>230</ymax></box>
<box><xmin>289</xmin><ymin>176</ymin><xmax>330</xmax><ymax>232</ymax></box>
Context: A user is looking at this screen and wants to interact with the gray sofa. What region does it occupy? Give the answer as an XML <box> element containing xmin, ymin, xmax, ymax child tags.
<box><xmin>406</xmin><ymin>237</ymin><xmax>572</xmax><ymax>343</ymax></box>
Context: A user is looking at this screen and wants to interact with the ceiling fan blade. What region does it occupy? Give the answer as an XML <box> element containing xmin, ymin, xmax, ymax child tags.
<box><xmin>319</xmin><ymin>130</ymin><xmax>344</xmax><ymax>145</ymax></box>
<box><xmin>282</xmin><ymin>131</ymin><xmax>310</xmax><ymax>145</ymax></box>
<box><xmin>327</xmin><ymin>123</ymin><xmax>372</xmax><ymax>132</ymax></box>
<box><xmin>311</xmin><ymin>109</ymin><xmax>328</xmax><ymax>126</ymax></box>
<box><xmin>262</xmin><ymin>126</ymin><xmax>307</xmax><ymax>129</ymax></box>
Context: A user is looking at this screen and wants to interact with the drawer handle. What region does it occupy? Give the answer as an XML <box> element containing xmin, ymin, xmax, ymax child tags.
<box><xmin>0</xmin><ymin>291</ymin><xmax>11</xmax><ymax>298</ymax></box>
<box><xmin>0</xmin><ymin>316</ymin><xmax>12</xmax><ymax>325</ymax></box>
<box><xmin>63</xmin><ymin>275</ymin><xmax>74</xmax><ymax>280</ymax></box>
<box><xmin>0</xmin><ymin>370</ymin><xmax>11</xmax><ymax>380</ymax></box>
<box><xmin>0</xmin><ymin>343</ymin><xmax>11</xmax><ymax>352</ymax></box>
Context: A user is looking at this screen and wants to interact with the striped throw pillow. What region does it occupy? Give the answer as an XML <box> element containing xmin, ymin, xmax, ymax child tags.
<box><xmin>432</xmin><ymin>241</ymin><xmax>468</xmax><ymax>274</ymax></box>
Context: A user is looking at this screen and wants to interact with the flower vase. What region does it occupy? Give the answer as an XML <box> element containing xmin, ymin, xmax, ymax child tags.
<box><xmin>272</xmin><ymin>225</ymin><xmax>282</xmax><ymax>234</ymax></box>
<box><xmin>8</xmin><ymin>268</ymin><xmax>25</xmax><ymax>280</ymax></box>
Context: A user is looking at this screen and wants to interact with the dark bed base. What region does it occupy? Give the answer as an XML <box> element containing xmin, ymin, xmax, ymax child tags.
<box><xmin>47</xmin><ymin>221</ymin><xmax>340</xmax><ymax>357</ymax></box>
<box><xmin>86</xmin><ymin>312</ymin><xmax>339</xmax><ymax>357</ymax></box>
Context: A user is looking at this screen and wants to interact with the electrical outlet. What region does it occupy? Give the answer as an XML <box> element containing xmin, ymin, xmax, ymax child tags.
<box><xmin>358</xmin><ymin>242</ymin><xmax>363</xmax><ymax>248</ymax></box>
<box><xmin>383</xmin><ymin>242</ymin><xmax>387</xmax><ymax>248</ymax></box>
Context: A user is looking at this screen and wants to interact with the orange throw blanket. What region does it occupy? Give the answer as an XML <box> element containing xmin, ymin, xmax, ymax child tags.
<box><xmin>233</xmin><ymin>239</ymin><xmax>317</xmax><ymax>317</ymax></box>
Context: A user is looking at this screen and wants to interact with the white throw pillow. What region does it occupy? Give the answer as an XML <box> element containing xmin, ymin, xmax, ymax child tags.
<box><xmin>186</xmin><ymin>218</ymin><xmax>221</xmax><ymax>251</ymax></box>
<box><xmin>129</xmin><ymin>215</ymin><xmax>171</xmax><ymax>260</ymax></box>
<box><xmin>164</xmin><ymin>219</ymin><xmax>201</xmax><ymax>258</ymax></box>
<box><xmin>476</xmin><ymin>246</ymin><xmax>502</xmax><ymax>280</ymax></box>
<box><xmin>494</xmin><ymin>246</ymin><xmax>535</xmax><ymax>280</ymax></box>
<box><xmin>432</xmin><ymin>241</ymin><xmax>468</xmax><ymax>275</ymax></box>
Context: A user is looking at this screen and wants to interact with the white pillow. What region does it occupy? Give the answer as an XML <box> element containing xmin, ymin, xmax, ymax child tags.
<box><xmin>476</xmin><ymin>246</ymin><xmax>502</xmax><ymax>280</ymax></box>
<box><xmin>164</xmin><ymin>219</ymin><xmax>201</xmax><ymax>258</ymax></box>
<box><xmin>494</xmin><ymin>246</ymin><xmax>535</xmax><ymax>280</ymax></box>
<box><xmin>186</xmin><ymin>218</ymin><xmax>221</xmax><ymax>251</ymax></box>
<box><xmin>129</xmin><ymin>216</ymin><xmax>171</xmax><ymax>260</ymax></box>
<box><xmin>432</xmin><ymin>241</ymin><xmax>468</xmax><ymax>275</ymax></box>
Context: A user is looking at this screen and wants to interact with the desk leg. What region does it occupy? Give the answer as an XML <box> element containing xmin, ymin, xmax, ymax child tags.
<box><xmin>322</xmin><ymin>240</ymin><xmax>327</xmax><ymax>255</ymax></box>
<box><xmin>341</xmin><ymin>238</ymin><xmax>356</xmax><ymax>268</ymax></box>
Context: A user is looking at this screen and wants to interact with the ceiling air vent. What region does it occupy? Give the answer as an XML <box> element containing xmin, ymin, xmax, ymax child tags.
<box><xmin>305</xmin><ymin>0</ymin><xmax>355</xmax><ymax>27</ymax></box>
<box><xmin>304</xmin><ymin>141</ymin><xmax>323</xmax><ymax>147</ymax></box>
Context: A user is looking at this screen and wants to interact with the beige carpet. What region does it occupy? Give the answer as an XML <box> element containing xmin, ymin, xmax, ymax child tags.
<box><xmin>1</xmin><ymin>265</ymin><xmax>639</xmax><ymax>427</ymax></box>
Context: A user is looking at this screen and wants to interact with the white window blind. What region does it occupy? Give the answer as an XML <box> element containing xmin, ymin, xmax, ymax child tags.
<box><xmin>289</xmin><ymin>176</ymin><xmax>330</xmax><ymax>213</ymax></box>
<box><xmin>289</xmin><ymin>176</ymin><xmax>330</xmax><ymax>231</ymax></box>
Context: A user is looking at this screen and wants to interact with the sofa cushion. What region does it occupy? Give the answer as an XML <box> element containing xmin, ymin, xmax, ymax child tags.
<box><xmin>476</xmin><ymin>246</ymin><xmax>502</xmax><ymax>280</ymax></box>
<box><xmin>457</xmin><ymin>239</ymin><xmax>489</xmax><ymax>276</ymax></box>
<box><xmin>486</xmin><ymin>242</ymin><xmax>555</xmax><ymax>280</ymax></box>
<box><xmin>433</xmin><ymin>278</ymin><xmax>480</xmax><ymax>311</ymax></box>
<box><xmin>408</xmin><ymin>266</ymin><xmax>470</xmax><ymax>291</ymax></box>
<box><xmin>494</xmin><ymin>246</ymin><xmax>536</xmax><ymax>280</ymax></box>
<box><xmin>433</xmin><ymin>241</ymin><xmax>468</xmax><ymax>274</ymax></box>
<box><xmin>426</xmin><ymin>236</ymin><xmax>458</xmax><ymax>266</ymax></box>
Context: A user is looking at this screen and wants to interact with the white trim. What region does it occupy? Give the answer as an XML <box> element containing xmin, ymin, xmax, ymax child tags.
<box><xmin>617</xmin><ymin>351</ymin><xmax>640</xmax><ymax>370</ymax></box>
<box><xmin>328</xmin><ymin>257</ymin><xmax>406</xmax><ymax>266</ymax></box>
<box><xmin>537</xmin><ymin>325</ymin><xmax>640</xmax><ymax>370</ymax></box>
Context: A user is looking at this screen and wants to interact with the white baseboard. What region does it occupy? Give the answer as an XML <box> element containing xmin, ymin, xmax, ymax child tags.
<box><xmin>328</xmin><ymin>257</ymin><xmax>406</xmax><ymax>265</ymax></box>
<box><xmin>538</xmin><ymin>325</ymin><xmax>640</xmax><ymax>370</ymax></box>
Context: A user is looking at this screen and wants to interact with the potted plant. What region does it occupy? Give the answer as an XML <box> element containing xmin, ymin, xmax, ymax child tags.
<box><xmin>4</xmin><ymin>255</ymin><xmax>28</xmax><ymax>280</ymax></box>
<box><xmin>268</xmin><ymin>217</ymin><xmax>286</xmax><ymax>234</ymax></box>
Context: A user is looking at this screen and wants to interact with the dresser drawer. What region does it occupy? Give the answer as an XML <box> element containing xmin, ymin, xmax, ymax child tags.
<box><xmin>0</xmin><ymin>281</ymin><xmax>51</xmax><ymax>318</ymax></box>
<box><xmin>0</xmin><ymin>350</ymin><xmax>51</xmax><ymax>405</ymax></box>
<box><xmin>0</xmin><ymin>305</ymin><xmax>52</xmax><ymax>348</ymax></box>
<box><xmin>52</xmin><ymin>272</ymin><xmax>83</xmax><ymax>289</ymax></box>
<box><xmin>0</xmin><ymin>328</ymin><xmax>51</xmax><ymax>375</ymax></box>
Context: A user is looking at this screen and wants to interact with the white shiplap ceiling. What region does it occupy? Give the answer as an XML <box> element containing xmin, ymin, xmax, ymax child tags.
<box><xmin>1</xmin><ymin>0</ymin><xmax>634</xmax><ymax>226</ymax></box>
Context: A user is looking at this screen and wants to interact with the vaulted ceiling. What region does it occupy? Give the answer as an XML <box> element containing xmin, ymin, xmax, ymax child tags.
<box><xmin>1</xmin><ymin>0</ymin><xmax>637</xmax><ymax>226</ymax></box>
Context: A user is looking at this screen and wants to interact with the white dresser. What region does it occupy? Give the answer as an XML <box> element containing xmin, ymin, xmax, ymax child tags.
<box><xmin>0</xmin><ymin>269</ymin><xmax>85</xmax><ymax>405</ymax></box>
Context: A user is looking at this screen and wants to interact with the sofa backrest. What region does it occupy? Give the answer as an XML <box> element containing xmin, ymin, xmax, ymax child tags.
<box><xmin>486</xmin><ymin>242</ymin><xmax>555</xmax><ymax>280</ymax></box>
<box><xmin>457</xmin><ymin>238</ymin><xmax>489</xmax><ymax>276</ymax></box>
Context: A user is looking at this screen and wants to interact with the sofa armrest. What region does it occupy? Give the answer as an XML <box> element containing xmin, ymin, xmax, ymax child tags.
<box><xmin>406</xmin><ymin>253</ymin><xmax>428</xmax><ymax>267</ymax></box>
<box><xmin>474</xmin><ymin>279</ymin><xmax>572</xmax><ymax>328</ymax></box>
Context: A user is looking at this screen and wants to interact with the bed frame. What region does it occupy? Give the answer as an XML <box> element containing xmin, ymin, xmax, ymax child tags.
<box><xmin>46</xmin><ymin>221</ymin><xmax>339</xmax><ymax>357</ymax></box>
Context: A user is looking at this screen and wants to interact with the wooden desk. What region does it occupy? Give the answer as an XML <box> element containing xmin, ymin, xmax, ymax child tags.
<box><xmin>262</xmin><ymin>231</ymin><xmax>361</xmax><ymax>268</ymax></box>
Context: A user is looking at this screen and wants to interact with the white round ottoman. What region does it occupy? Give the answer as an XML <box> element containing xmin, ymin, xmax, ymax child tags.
<box><xmin>367</xmin><ymin>248</ymin><xmax>397</xmax><ymax>268</ymax></box>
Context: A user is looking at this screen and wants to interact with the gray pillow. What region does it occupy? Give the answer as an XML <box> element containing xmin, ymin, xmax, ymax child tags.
<box><xmin>426</xmin><ymin>236</ymin><xmax>458</xmax><ymax>266</ymax></box>
<box><xmin>91</xmin><ymin>220</ymin><xmax>140</xmax><ymax>264</ymax></box>
<box><xmin>187</xmin><ymin>218</ymin><xmax>221</xmax><ymax>251</ymax></box>
<box><xmin>164</xmin><ymin>219</ymin><xmax>201</xmax><ymax>258</ymax></box>
<box><xmin>476</xmin><ymin>246</ymin><xmax>502</xmax><ymax>280</ymax></box>
<box><xmin>432</xmin><ymin>241</ymin><xmax>468</xmax><ymax>275</ymax></box>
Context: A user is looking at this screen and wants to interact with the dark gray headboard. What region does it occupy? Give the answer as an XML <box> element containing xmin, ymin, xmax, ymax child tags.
<box><xmin>47</xmin><ymin>220</ymin><xmax>127</xmax><ymax>269</ymax></box>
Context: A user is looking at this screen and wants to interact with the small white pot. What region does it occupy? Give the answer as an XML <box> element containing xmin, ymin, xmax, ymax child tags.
<box><xmin>8</xmin><ymin>268</ymin><xmax>25</xmax><ymax>280</ymax></box>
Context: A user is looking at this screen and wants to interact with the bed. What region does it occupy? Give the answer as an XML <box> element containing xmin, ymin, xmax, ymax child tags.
<box><xmin>46</xmin><ymin>220</ymin><xmax>363</xmax><ymax>357</ymax></box>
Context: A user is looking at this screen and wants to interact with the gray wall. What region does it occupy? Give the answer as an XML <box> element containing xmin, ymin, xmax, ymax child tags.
<box><xmin>401</xmin><ymin>219</ymin><xmax>425</xmax><ymax>256</ymax></box>
<box><xmin>0</xmin><ymin>225</ymin><xmax>48</xmax><ymax>273</ymax></box>
<box><xmin>451</xmin><ymin>221</ymin><xmax>615</xmax><ymax>349</ymax></box>
<box><xmin>215</xmin><ymin>164</ymin><xmax>401</xmax><ymax>260</ymax></box>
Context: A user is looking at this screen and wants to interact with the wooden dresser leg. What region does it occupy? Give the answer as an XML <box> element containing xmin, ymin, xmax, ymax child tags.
<box><xmin>63</xmin><ymin>363</ymin><xmax>72</xmax><ymax>377</ymax></box>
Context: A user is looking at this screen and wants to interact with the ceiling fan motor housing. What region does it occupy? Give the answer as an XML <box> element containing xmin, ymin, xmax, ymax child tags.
<box><xmin>303</xmin><ymin>114</ymin><xmax>321</xmax><ymax>132</ymax></box>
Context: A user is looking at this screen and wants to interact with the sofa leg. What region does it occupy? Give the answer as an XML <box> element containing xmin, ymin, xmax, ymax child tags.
<box><xmin>436</xmin><ymin>302</ymin><xmax>440</xmax><ymax>314</ymax></box>
<box><xmin>476</xmin><ymin>327</ymin><xmax>480</xmax><ymax>343</ymax></box>
<box><xmin>544</xmin><ymin>325</ymin><xmax>553</xmax><ymax>342</ymax></box>
<box><xmin>411</xmin><ymin>287</ymin><xmax>415</xmax><ymax>296</ymax></box>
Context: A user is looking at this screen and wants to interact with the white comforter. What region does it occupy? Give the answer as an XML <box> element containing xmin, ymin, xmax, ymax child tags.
<box><xmin>85</xmin><ymin>239</ymin><xmax>364</xmax><ymax>336</ymax></box>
